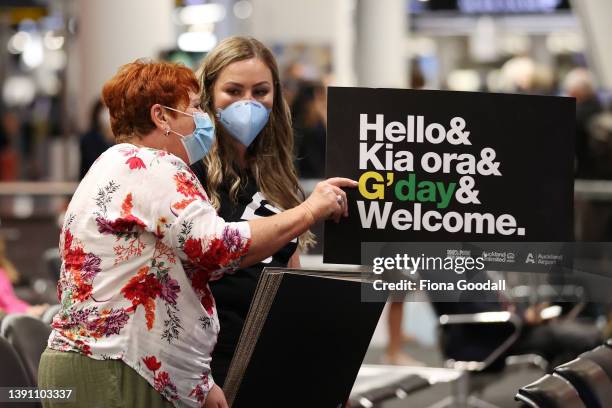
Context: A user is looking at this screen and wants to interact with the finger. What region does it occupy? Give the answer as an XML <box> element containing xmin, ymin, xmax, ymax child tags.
<box><xmin>325</xmin><ymin>177</ymin><xmax>358</xmax><ymax>188</ymax></box>
<box><xmin>330</xmin><ymin>186</ymin><xmax>348</xmax><ymax>217</ymax></box>
<box><xmin>332</xmin><ymin>195</ymin><xmax>343</xmax><ymax>223</ymax></box>
<box><xmin>331</xmin><ymin>196</ymin><xmax>342</xmax><ymax>223</ymax></box>
<box><xmin>333</xmin><ymin>206</ymin><xmax>342</xmax><ymax>223</ymax></box>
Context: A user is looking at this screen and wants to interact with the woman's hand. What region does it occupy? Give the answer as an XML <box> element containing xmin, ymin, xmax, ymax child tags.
<box><xmin>240</xmin><ymin>177</ymin><xmax>356</xmax><ymax>268</ymax></box>
<box><xmin>301</xmin><ymin>177</ymin><xmax>357</xmax><ymax>223</ymax></box>
<box><xmin>204</xmin><ymin>384</ymin><xmax>228</xmax><ymax>408</ymax></box>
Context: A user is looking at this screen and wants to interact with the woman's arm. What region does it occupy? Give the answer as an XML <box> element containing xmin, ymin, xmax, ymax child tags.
<box><xmin>239</xmin><ymin>178</ymin><xmax>354</xmax><ymax>267</ymax></box>
<box><xmin>158</xmin><ymin>153</ymin><xmax>354</xmax><ymax>275</ymax></box>
<box><xmin>0</xmin><ymin>269</ymin><xmax>30</xmax><ymax>313</ymax></box>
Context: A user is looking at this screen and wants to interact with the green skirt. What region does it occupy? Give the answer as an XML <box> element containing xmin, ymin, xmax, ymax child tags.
<box><xmin>38</xmin><ymin>348</ymin><xmax>175</xmax><ymax>408</ymax></box>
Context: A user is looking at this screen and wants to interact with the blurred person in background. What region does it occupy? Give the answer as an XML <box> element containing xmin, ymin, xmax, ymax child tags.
<box><xmin>292</xmin><ymin>80</ymin><xmax>327</xmax><ymax>179</ymax></box>
<box><xmin>79</xmin><ymin>98</ymin><xmax>114</xmax><ymax>180</ymax></box>
<box><xmin>0</xmin><ymin>110</ymin><xmax>22</xmax><ymax>181</ymax></box>
<box><xmin>191</xmin><ymin>36</ymin><xmax>318</xmax><ymax>388</ymax></box>
<box><xmin>0</xmin><ymin>109</ymin><xmax>8</xmax><ymax>172</ymax></box>
<box><xmin>409</xmin><ymin>58</ymin><xmax>426</xmax><ymax>91</ymax></box>
<box><xmin>39</xmin><ymin>59</ymin><xmax>353</xmax><ymax>408</ymax></box>
<box><xmin>281</xmin><ymin>60</ymin><xmax>305</xmax><ymax>107</ymax></box>
<box><xmin>0</xmin><ymin>237</ymin><xmax>48</xmax><ymax>317</ymax></box>
<box><xmin>563</xmin><ymin>67</ymin><xmax>604</xmax><ymax>178</ymax></box>
<box><xmin>498</xmin><ymin>56</ymin><xmax>555</xmax><ymax>96</ymax></box>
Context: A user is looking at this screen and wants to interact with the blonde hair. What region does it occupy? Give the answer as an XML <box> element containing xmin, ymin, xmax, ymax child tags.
<box><xmin>198</xmin><ymin>36</ymin><xmax>314</xmax><ymax>250</ymax></box>
<box><xmin>0</xmin><ymin>237</ymin><xmax>19</xmax><ymax>284</ymax></box>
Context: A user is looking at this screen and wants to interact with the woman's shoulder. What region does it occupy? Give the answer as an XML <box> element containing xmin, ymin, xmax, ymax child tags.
<box><xmin>78</xmin><ymin>144</ymin><xmax>195</xmax><ymax>199</ymax></box>
<box><xmin>98</xmin><ymin>144</ymin><xmax>189</xmax><ymax>174</ymax></box>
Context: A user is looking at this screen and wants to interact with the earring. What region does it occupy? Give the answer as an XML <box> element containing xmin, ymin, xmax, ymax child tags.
<box><xmin>164</xmin><ymin>129</ymin><xmax>170</xmax><ymax>137</ymax></box>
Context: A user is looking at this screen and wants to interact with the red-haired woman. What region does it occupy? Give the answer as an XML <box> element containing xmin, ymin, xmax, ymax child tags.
<box><xmin>38</xmin><ymin>59</ymin><xmax>354</xmax><ymax>408</ymax></box>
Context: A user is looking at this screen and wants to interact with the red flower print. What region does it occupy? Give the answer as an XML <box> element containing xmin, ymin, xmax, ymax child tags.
<box><xmin>199</xmin><ymin>238</ymin><xmax>233</xmax><ymax>273</ymax></box>
<box><xmin>74</xmin><ymin>339</ymin><xmax>92</xmax><ymax>356</ymax></box>
<box><xmin>74</xmin><ymin>283</ymin><xmax>93</xmax><ymax>302</ymax></box>
<box><xmin>184</xmin><ymin>237</ymin><xmax>239</xmax><ymax>274</ymax></box>
<box><xmin>67</xmin><ymin>254</ymin><xmax>93</xmax><ymax>302</ymax></box>
<box><xmin>154</xmin><ymin>371</ymin><xmax>169</xmax><ymax>390</ymax></box>
<box><xmin>189</xmin><ymin>372</ymin><xmax>210</xmax><ymax>404</ymax></box>
<box><xmin>143</xmin><ymin>298</ymin><xmax>156</xmax><ymax>330</ymax></box>
<box><xmin>189</xmin><ymin>385</ymin><xmax>205</xmax><ymax>404</ymax></box>
<box><xmin>153</xmin><ymin>240</ymin><xmax>175</xmax><ymax>263</ymax></box>
<box><xmin>64</xmin><ymin>229</ymin><xmax>74</xmax><ymax>254</ymax></box>
<box><xmin>187</xmin><ymin>265</ymin><xmax>215</xmax><ymax>315</ymax></box>
<box><xmin>154</xmin><ymin>371</ymin><xmax>178</xmax><ymax>399</ymax></box>
<box><xmin>200</xmin><ymin>286</ymin><xmax>215</xmax><ymax>316</ymax></box>
<box><xmin>112</xmin><ymin>215</ymin><xmax>146</xmax><ymax>231</ymax></box>
<box><xmin>61</xmin><ymin>227</ymin><xmax>103</xmax><ymax>303</ymax></box>
<box><xmin>188</xmin><ymin>265</ymin><xmax>208</xmax><ymax>293</ymax></box>
<box><xmin>121</xmin><ymin>193</ymin><xmax>134</xmax><ymax>217</ymax></box>
<box><xmin>184</xmin><ymin>234</ymin><xmax>247</xmax><ymax>314</ymax></box>
<box><xmin>183</xmin><ymin>238</ymin><xmax>204</xmax><ymax>262</ymax></box>
<box><xmin>96</xmin><ymin>215</ymin><xmax>146</xmax><ymax>235</ymax></box>
<box><xmin>172</xmin><ymin>198</ymin><xmax>196</xmax><ymax>211</ymax></box>
<box><xmin>64</xmin><ymin>246</ymin><xmax>86</xmax><ymax>273</ymax></box>
<box><xmin>143</xmin><ymin>355</ymin><xmax>162</xmax><ymax>372</ymax></box>
<box><xmin>121</xmin><ymin>266</ymin><xmax>162</xmax><ymax>329</ymax></box>
<box><xmin>152</xmin><ymin>217</ymin><xmax>169</xmax><ymax>239</ymax></box>
<box><xmin>126</xmin><ymin>156</ymin><xmax>146</xmax><ymax>170</ymax></box>
<box><xmin>174</xmin><ymin>172</ymin><xmax>205</xmax><ymax>200</ymax></box>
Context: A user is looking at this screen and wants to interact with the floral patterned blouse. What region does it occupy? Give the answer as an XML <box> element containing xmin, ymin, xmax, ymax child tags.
<box><xmin>48</xmin><ymin>144</ymin><xmax>251</xmax><ymax>407</ymax></box>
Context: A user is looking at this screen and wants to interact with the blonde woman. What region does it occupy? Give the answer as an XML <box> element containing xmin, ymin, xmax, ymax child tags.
<box><xmin>191</xmin><ymin>36</ymin><xmax>318</xmax><ymax>387</ymax></box>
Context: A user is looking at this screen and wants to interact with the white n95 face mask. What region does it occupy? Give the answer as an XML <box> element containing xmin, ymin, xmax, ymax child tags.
<box><xmin>216</xmin><ymin>100</ymin><xmax>271</xmax><ymax>147</ymax></box>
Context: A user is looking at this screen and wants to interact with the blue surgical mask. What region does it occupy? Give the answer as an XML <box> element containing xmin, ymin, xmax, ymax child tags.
<box><xmin>216</xmin><ymin>100</ymin><xmax>271</xmax><ymax>147</ymax></box>
<box><xmin>162</xmin><ymin>106</ymin><xmax>215</xmax><ymax>165</ymax></box>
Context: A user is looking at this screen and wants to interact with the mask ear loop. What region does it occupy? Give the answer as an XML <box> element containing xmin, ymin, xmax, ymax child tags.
<box><xmin>161</xmin><ymin>105</ymin><xmax>194</xmax><ymax>117</ymax></box>
<box><xmin>159</xmin><ymin>106</ymin><xmax>190</xmax><ymax>138</ymax></box>
<box><xmin>167</xmin><ymin>128</ymin><xmax>185</xmax><ymax>138</ymax></box>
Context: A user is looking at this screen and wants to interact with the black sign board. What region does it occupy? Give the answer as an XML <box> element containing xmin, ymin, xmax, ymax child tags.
<box><xmin>324</xmin><ymin>87</ymin><xmax>574</xmax><ymax>264</ymax></box>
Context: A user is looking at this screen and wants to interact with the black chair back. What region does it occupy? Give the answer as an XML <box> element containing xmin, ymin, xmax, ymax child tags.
<box><xmin>515</xmin><ymin>374</ymin><xmax>585</xmax><ymax>408</ymax></box>
<box><xmin>42</xmin><ymin>247</ymin><xmax>61</xmax><ymax>281</ymax></box>
<box><xmin>0</xmin><ymin>314</ymin><xmax>52</xmax><ymax>386</ymax></box>
<box><xmin>579</xmin><ymin>345</ymin><xmax>612</xmax><ymax>380</ymax></box>
<box><xmin>555</xmin><ymin>357</ymin><xmax>612</xmax><ymax>408</ymax></box>
<box><xmin>0</xmin><ymin>336</ymin><xmax>40</xmax><ymax>408</ymax></box>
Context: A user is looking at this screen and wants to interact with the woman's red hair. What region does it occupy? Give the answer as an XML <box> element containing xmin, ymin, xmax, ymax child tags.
<box><xmin>102</xmin><ymin>59</ymin><xmax>199</xmax><ymax>141</ymax></box>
